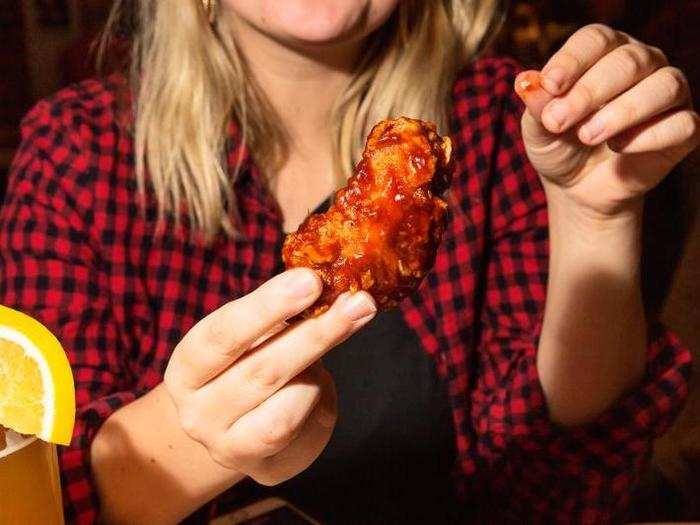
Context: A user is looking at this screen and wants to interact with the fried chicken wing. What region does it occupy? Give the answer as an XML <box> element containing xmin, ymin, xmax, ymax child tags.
<box><xmin>282</xmin><ymin>117</ymin><xmax>452</xmax><ymax>316</ymax></box>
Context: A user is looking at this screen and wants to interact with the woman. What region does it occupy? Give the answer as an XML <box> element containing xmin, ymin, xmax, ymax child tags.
<box><xmin>1</xmin><ymin>1</ymin><xmax>697</xmax><ymax>523</ymax></box>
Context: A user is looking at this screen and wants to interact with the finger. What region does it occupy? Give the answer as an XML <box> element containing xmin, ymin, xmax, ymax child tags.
<box><xmin>166</xmin><ymin>268</ymin><xmax>321</xmax><ymax>391</ymax></box>
<box><xmin>209</xmin><ymin>365</ymin><xmax>327</xmax><ymax>468</ymax></box>
<box><xmin>578</xmin><ymin>67</ymin><xmax>690</xmax><ymax>146</ymax></box>
<box><xmin>607</xmin><ymin>109</ymin><xmax>700</xmax><ymax>155</ymax></box>
<box><xmin>251</xmin><ymin>322</ymin><xmax>289</xmax><ymax>348</ymax></box>
<box><xmin>251</xmin><ymin>377</ymin><xmax>337</xmax><ymax>486</ymax></box>
<box><xmin>542</xmin><ymin>43</ymin><xmax>667</xmax><ymax>134</ymax></box>
<box><xmin>200</xmin><ymin>291</ymin><xmax>375</xmax><ymax>425</ymax></box>
<box><xmin>515</xmin><ymin>70</ymin><xmax>563</xmax><ymax>151</ymax></box>
<box><xmin>514</xmin><ymin>70</ymin><xmax>555</xmax><ymax>122</ymax></box>
<box><xmin>541</xmin><ymin>24</ymin><xmax>627</xmax><ymax>95</ymax></box>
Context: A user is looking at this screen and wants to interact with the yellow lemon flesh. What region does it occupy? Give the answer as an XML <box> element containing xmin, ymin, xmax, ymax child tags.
<box><xmin>0</xmin><ymin>305</ymin><xmax>75</xmax><ymax>445</ymax></box>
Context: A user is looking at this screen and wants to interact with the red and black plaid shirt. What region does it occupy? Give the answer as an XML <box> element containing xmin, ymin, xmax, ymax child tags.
<box><xmin>0</xmin><ymin>57</ymin><xmax>691</xmax><ymax>524</ymax></box>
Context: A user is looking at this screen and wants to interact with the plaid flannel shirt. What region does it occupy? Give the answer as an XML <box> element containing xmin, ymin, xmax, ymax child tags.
<box><xmin>0</xmin><ymin>56</ymin><xmax>691</xmax><ymax>524</ymax></box>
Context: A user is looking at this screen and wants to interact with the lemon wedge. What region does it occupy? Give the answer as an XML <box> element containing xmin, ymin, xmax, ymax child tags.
<box><xmin>0</xmin><ymin>305</ymin><xmax>75</xmax><ymax>445</ymax></box>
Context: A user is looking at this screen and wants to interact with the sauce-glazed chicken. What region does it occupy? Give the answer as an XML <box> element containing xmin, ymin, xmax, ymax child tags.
<box><xmin>282</xmin><ymin>117</ymin><xmax>452</xmax><ymax>316</ymax></box>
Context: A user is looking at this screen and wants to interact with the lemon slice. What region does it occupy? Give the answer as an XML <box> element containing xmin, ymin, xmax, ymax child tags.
<box><xmin>0</xmin><ymin>305</ymin><xmax>75</xmax><ymax>445</ymax></box>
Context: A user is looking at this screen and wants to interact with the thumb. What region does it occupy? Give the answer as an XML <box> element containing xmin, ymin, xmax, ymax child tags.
<box><xmin>514</xmin><ymin>70</ymin><xmax>557</xmax><ymax>144</ymax></box>
<box><xmin>514</xmin><ymin>70</ymin><xmax>554</xmax><ymax>120</ymax></box>
<box><xmin>514</xmin><ymin>70</ymin><xmax>589</xmax><ymax>180</ymax></box>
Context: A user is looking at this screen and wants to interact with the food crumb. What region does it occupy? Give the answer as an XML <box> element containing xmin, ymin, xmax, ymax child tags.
<box><xmin>514</xmin><ymin>71</ymin><xmax>542</xmax><ymax>98</ymax></box>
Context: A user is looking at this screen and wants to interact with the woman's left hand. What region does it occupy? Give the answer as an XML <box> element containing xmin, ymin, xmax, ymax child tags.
<box><xmin>515</xmin><ymin>24</ymin><xmax>699</xmax><ymax>218</ymax></box>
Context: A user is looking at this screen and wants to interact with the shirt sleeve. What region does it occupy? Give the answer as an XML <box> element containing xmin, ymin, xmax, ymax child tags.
<box><xmin>469</xmin><ymin>65</ymin><xmax>693</xmax><ymax>523</ymax></box>
<box><xmin>0</xmin><ymin>102</ymin><xmax>137</xmax><ymax>524</ymax></box>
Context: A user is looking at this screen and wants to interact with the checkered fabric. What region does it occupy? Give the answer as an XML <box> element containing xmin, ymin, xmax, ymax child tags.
<box><xmin>0</xmin><ymin>57</ymin><xmax>691</xmax><ymax>524</ymax></box>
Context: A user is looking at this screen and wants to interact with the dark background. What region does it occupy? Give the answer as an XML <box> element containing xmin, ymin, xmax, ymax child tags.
<box><xmin>0</xmin><ymin>0</ymin><xmax>698</xmax><ymax>520</ymax></box>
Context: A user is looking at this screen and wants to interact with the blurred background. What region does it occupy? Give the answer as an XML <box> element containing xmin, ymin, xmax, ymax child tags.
<box><xmin>0</xmin><ymin>0</ymin><xmax>698</xmax><ymax>520</ymax></box>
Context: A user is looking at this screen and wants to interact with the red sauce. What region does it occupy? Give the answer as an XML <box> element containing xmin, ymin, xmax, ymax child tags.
<box><xmin>514</xmin><ymin>70</ymin><xmax>542</xmax><ymax>99</ymax></box>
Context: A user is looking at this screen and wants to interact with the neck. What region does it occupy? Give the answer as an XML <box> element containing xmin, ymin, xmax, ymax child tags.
<box><xmin>227</xmin><ymin>14</ymin><xmax>361</xmax><ymax>153</ymax></box>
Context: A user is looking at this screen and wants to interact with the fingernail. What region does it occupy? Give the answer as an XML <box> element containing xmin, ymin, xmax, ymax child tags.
<box><xmin>289</xmin><ymin>270</ymin><xmax>319</xmax><ymax>299</ymax></box>
<box><xmin>339</xmin><ymin>292</ymin><xmax>376</xmax><ymax>322</ymax></box>
<box><xmin>544</xmin><ymin>100</ymin><xmax>568</xmax><ymax>131</ymax></box>
<box><xmin>581</xmin><ymin>116</ymin><xmax>605</xmax><ymax>143</ymax></box>
<box><xmin>542</xmin><ymin>67</ymin><xmax>565</xmax><ymax>93</ymax></box>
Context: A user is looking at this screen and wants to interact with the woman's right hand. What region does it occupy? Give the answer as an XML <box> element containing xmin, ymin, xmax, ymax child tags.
<box><xmin>163</xmin><ymin>268</ymin><xmax>376</xmax><ymax>486</ymax></box>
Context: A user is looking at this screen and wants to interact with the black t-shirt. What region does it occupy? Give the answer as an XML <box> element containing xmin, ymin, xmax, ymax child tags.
<box><xmin>270</xmin><ymin>308</ymin><xmax>459</xmax><ymax>524</ymax></box>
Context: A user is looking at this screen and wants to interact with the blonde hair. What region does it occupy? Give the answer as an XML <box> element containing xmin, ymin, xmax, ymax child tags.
<box><xmin>101</xmin><ymin>0</ymin><xmax>503</xmax><ymax>240</ymax></box>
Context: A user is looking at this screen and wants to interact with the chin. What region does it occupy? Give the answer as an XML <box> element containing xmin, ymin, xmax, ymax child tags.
<box><xmin>275</xmin><ymin>1</ymin><xmax>366</xmax><ymax>43</ymax></box>
<box><xmin>227</xmin><ymin>0</ymin><xmax>398</xmax><ymax>45</ymax></box>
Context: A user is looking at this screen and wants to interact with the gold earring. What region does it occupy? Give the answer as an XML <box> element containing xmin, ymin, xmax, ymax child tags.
<box><xmin>202</xmin><ymin>0</ymin><xmax>217</xmax><ymax>24</ymax></box>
